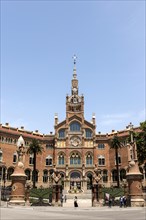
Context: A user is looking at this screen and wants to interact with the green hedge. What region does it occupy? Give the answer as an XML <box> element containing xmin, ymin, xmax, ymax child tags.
<box><xmin>102</xmin><ymin>187</ymin><xmax>124</xmax><ymax>198</ymax></box>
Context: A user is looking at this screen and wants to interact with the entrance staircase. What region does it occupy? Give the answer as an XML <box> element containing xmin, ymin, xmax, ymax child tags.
<box><xmin>62</xmin><ymin>190</ymin><xmax>92</xmax><ymax>208</ymax></box>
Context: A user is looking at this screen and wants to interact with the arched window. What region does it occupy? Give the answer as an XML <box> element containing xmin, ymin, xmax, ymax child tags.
<box><xmin>58</xmin><ymin>129</ymin><xmax>65</xmax><ymax>138</ymax></box>
<box><xmin>13</xmin><ymin>152</ymin><xmax>17</xmax><ymax>163</ymax></box>
<box><xmin>46</xmin><ymin>155</ymin><xmax>53</xmax><ymax>166</ymax></box>
<box><xmin>112</xmin><ymin>169</ymin><xmax>118</xmax><ymax>182</ymax></box>
<box><xmin>0</xmin><ymin>149</ymin><xmax>3</xmax><ymax>162</ymax></box>
<box><xmin>32</xmin><ymin>170</ymin><xmax>38</xmax><ymax>182</ymax></box>
<box><xmin>43</xmin><ymin>170</ymin><xmax>48</xmax><ymax>183</ymax></box>
<box><xmin>98</xmin><ymin>155</ymin><xmax>105</xmax><ymax>166</ymax></box>
<box><xmin>103</xmin><ymin>170</ymin><xmax>108</xmax><ymax>182</ymax></box>
<box><xmin>120</xmin><ymin>169</ymin><xmax>126</xmax><ymax>181</ymax></box>
<box><xmin>29</xmin><ymin>154</ymin><xmax>34</xmax><ymax>165</ymax></box>
<box><xmin>58</xmin><ymin>153</ymin><xmax>65</xmax><ymax>165</ymax></box>
<box><xmin>70</xmin><ymin>122</ymin><xmax>81</xmax><ymax>132</ymax></box>
<box><xmin>70</xmin><ymin>153</ymin><xmax>81</xmax><ymax>165</ymax></box>
<box><xmin>85</xmin><ymin>129</ymin><xmax>92</xmax><ymax>138</ymax></box>
<box><xmin>7</xmin><ymin>167</ymin><xmax>14</xmax><ymax>180</ymax></box>
<box><xmin>25</xmin><ymin>169</ymin><xmax>31</xmax><ymax>180</ymax></box>
<box><xmin>86</xmin><ymin>153</ymin><xmax>93</xmax><ymax>165</ymax></box>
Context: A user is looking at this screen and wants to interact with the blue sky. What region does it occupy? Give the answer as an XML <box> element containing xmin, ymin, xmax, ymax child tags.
<box><xmin>1</xmin><ymin>1</ymin><xmax>145</xmax><ymax>134</ymax></box>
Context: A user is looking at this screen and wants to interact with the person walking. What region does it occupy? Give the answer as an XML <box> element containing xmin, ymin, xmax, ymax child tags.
<box><xmin>108</xmin><ymin>196</ymin><xmax>112</xmax><ymax>208</ymax></box>
<box><xmin>64</xmin><ymin>195</ymin><xmax>67</xmax><ymax>203</ymax></box>
<box><xmin>74</xmin><ymin>196</ymin><xmax>78</xmax><ymax>207</ymax></box>
<box><xmin>123</xmin><ymin>196</ymin><xmax>127</xmax><ymax>208</ymax></box>
<box><xmin>119</xmin><ymin>196</ymin><xmax>123</xmax><ymax>208</ymax></box>
<box><xmin>61</xmin><ymin>194</ymin><xmax>64</xmax><ymax>207</ymax></box>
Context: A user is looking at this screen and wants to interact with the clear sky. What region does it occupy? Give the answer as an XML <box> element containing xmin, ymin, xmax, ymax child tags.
<box><xmin>1</xmin><ymin>0</ymin><xmax>145</xmax><ymax>135</ymax></box>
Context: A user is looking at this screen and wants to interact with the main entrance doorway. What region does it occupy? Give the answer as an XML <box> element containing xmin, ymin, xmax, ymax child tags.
<box><xmin>70</xmin><ymin>171</ymin><xmax>81</xmax><ymax>190</ymax></box>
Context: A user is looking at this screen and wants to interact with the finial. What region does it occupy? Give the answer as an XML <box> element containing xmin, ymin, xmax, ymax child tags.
<box><xmin>72</xmin><ymin>54</ymin><xmax>77</xmax><ymax>67</ymax></box>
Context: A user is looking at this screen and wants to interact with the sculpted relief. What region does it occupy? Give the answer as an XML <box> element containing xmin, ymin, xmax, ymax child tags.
<box><xmin>70</xmin><ymin>136</ymin><xmax>81</xmax><ymax>147</ymax></box>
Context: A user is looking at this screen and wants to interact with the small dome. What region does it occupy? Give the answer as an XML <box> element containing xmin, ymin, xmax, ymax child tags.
<box><xmin>17</xmin><ymin>135</ymin><xmax>25</xmax><ymax>147</ymax></box>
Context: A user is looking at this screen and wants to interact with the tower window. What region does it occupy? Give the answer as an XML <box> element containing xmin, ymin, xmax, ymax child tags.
<box><xmin>58</xmin><ymin>129</ymin><xmax>65</xmax><ymax>138</ymax></box>
<box><xmin>85</xmin><ymin>129</ymin><xmax>92</xmax><ymax>138</ymax></box>
<box><xmin>70</xmin><ymin>122</ymin><xmax>81</xmax><ymax>131</ymax></box>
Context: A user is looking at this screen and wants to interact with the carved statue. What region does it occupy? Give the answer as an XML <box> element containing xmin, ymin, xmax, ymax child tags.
<box><xmin>92</xmin><ymin>168</ymin><xmax>102</xmax><ymax>185</ymax></box>
<box><xmin>51</xmin><ymin>170</ymin><xmax>62</xmax><ymax>185</ymax></box>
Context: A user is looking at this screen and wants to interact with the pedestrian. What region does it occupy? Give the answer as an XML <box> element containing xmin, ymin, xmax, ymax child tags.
<box><xmin>123</xmin><ymin>196</ymin><xmax>127</xmax><ymax>208</ymax></box>
<box><xmin>61</xmin><ymin>194</ymin><xmax>64</xmax><ymax>207</ymax></box>
<box><xmin>74</xmin><ymin>196</ymin><xmax>78</xmax><ymax>207</ymax></box>
<box><xmin>108</xmin><ymin>196</ymin><xmax>112</xmax><ymax>208</ymax></box>
<box><xmin>64</xmin><ymin>195</ymin><xmax>67</xmax><ymax>203</ymax></box>
<box><xmin>119</xmin><ymin>196</ymin><xmax>123</xmax><ymax>208</ymax></box>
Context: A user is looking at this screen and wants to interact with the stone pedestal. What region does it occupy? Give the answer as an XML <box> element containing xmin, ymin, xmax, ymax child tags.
<box><xmin>92</xmin><ymin>184</ymin><xmax>103</xmax><ymax>207</ymax></box>
<box><xmin>50</xmin><ymin>169</ymin><xmax>63</xmax><ymax>206</ymax></box>
<box><xmin>52</xmin><ymin>185</ymin><xmax>62</xmax><ymax>206</ymax></box>
<box><xmin>126</xmin><ymin>161</ymin><xmax>144</xmax><ymax>207</ymax></box>
<box><xmin>9</xmin><ymin>135</ymin><xmax>27</xmax><ymax>205</ymax></box>
<box><xmin>9</xmin><ymin>163</ymin><xmax>26</xmax><ymax>205</ymax></box>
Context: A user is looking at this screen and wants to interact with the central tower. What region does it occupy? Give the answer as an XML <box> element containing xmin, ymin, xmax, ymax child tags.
<box><xmin>66</xmin><ymin>55</ymin><xmax>84</xmax><ymax>118</ymax></box>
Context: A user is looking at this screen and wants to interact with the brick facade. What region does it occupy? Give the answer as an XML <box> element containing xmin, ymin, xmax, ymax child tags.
<box><xmin>0</xmin><ymin>66</ymin><xmax>145</xmax><ymax>190</ymax></box>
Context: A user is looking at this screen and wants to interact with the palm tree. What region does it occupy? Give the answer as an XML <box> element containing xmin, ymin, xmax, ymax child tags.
<box><xmin>110</xmin><ymin>135</ymin><xmax>123</xmax><ymax>188</ymax></box>
<box><xmin>27</xmin><ymin>139</ymin><xmax>43</xmax><ymax>188</ymax></box>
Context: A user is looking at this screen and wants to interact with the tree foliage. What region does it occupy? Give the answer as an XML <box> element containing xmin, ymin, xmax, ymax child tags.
<box><xmin>135</xmin><ymin>121</ymin><xmax>146</xmax><ymax>165</ymax></box>
<box><xmin>110</xmin><ymin>135</ymin><xmax>124</xmax><ymax>188</ymax></box>
<box><xmin>27</xmin><ymin>139</ymin><xmax>44</xmax><ymax>188</ymax></box>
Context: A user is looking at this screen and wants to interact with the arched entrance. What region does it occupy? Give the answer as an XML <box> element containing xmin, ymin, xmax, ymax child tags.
<box><xmin>70</xmin><ymin>171</ymin><xmax>81</xmax><ymax>190</ymax></box>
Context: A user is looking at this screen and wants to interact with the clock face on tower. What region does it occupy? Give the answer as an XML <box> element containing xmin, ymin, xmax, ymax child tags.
<box><xmin>70</xmin><ymin>136</ymin><xmax>81</xmax><ymax>147</ymax></box>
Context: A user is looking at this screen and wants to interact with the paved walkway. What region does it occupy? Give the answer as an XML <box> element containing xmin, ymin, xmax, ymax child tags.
<box><xmin>1</xmin><ymin>204</ymin><xmax>146</xmax><ymax>220</ymax></box>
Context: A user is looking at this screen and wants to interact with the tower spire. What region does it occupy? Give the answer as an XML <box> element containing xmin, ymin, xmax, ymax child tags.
<box><xmin>72</xmin><ymin>54</ymin><xmax>77</xmax><ymax>79</ymax></box>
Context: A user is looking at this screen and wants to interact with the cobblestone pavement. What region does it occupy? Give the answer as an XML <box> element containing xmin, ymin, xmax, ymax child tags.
<box><xmin>0</xmin><ymin>204</ymin><xmax>146</xmax><ymax>220</ymax></box>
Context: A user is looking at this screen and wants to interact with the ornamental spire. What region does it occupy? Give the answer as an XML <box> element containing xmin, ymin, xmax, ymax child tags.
<box><xmin>72</xmin><ymin>54</ymin><xmax>77</xmax><ymax>79</ymax></box>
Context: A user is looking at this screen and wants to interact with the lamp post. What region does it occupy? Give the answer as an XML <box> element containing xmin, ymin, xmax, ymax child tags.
<box><xmin>126</xmin><ymin>122</ymin><xmax>144</xmax><ymax>207</ymax></box>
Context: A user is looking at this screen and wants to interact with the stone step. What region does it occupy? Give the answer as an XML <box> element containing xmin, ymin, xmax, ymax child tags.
<box><xmin>64</xmin><ymin>193</ymin><xmax>92</xmax><ymax>199</ymax></box>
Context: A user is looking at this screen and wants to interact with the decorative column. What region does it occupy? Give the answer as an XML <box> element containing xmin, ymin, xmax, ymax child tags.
<box><xmin>9</xmin><ymin>135</ymin><xmax>27</xmax><ymax>205</ymax></box>
<box><xmin>92</xmin><ymin>168</ymin><xmax>103</xmax><ymax>207</ymax></box>
<box><xmin>50</xmin><ymin>169</ymin><xmax>63</xmax><ymax>206</ymax></box>
<box><xmin>64</xmin><ymin>164</ymin><xmax>70</xmax><ymax>192</ymax></box>
<box><xmin>126</xmin><ymin>123</ymin><xmax>144</xmax><ymax>207</ymax></box>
